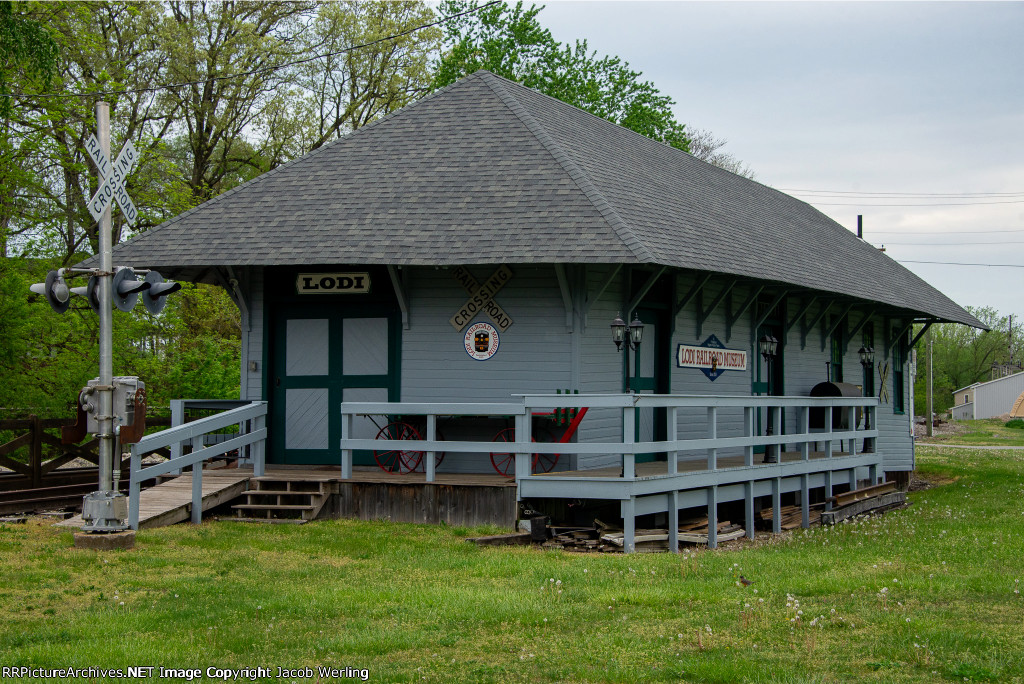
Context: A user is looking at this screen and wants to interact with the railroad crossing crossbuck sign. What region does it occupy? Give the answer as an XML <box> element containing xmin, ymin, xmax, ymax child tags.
<box><xmin>85</xmin><ymin>134</ymin><xmax>138</xmax><ymax>225</ymax></box>
<box><xmin>449</xmin><ymin>265</ymin><xmax>514</xmax><ymax>332</ymax></box>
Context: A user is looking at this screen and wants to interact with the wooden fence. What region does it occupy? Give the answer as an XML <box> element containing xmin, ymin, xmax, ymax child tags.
<box><xmin>0</xmin><ymin>415</ymin><xmax>172</xmax><ymax>489</ymax></box>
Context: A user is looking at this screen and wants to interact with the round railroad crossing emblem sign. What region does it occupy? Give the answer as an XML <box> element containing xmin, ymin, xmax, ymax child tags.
<box><xmin>465</xmin><ymin>322</ymin><xmax>499</xmax><ymax>361</ymax></box>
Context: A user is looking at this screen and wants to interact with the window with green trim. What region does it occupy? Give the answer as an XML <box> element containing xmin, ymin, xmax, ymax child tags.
<box><xmin>830</xmin><ymin>318</ymin><xmax>844</xmax><ymax>383</ymax></box>
<box><xmin>893</xmin><ymin>334</ymin><xmax>906</xmax><ymax>414</ymax></box>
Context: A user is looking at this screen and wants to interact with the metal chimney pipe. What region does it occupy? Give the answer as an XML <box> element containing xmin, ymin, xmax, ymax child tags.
<box><xmin>857</xmin><ymin>215</ymin><xmax>863</xmax><ymax>239</ymax></box>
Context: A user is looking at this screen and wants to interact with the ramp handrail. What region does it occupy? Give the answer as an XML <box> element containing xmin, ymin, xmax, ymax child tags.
<box><xmin>128</xmin><ymin>401</ymin><xmax>267</xmax><ymax>529</ymax></box>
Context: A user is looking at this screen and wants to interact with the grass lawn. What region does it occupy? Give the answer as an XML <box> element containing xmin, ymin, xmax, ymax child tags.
<box><xmin>918</xmin><ymin>418</ymin><xmax>1024</xmax><ymax>446</ymax></box>
<box><xmin>2</xmin><ymin>447</ymin><xmax>1023</xmax><ymax>683</ymax></box>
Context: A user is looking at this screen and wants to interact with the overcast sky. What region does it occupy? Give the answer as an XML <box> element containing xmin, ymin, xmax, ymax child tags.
<box><xmin>534</xmin><ymin>0</ymin><xmax>1024</xmax><ymax>324</ymax></box>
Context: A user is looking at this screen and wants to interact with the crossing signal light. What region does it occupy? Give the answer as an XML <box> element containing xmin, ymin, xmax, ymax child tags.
<box><xmin>141</xmin><ymin>271</ymin><xmax>180</xmax><ymax>314</ymax></box>
<box><xmin>70</xmin><ymin>276</ymin><xmax>101</xmax><ymax>313</ymax></box>
<box><xmin>29</xmin><ymin>270</ymin><xmax>70</xmax><ymax>313</ymax></box>
<box><xmin>112</xmin><ymin>267</ymin><xmax>149</xmax><ymax>312</ymax></box>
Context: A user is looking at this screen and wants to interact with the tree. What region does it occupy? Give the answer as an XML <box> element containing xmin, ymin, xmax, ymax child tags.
<box><xmin>293</xmin><ymin>0</ymin><xmax>441</xmax><ymax>154</ymax></box>
<box><xmin>687</xmin><ymin>128</ymin><xmax>755</xmax><ymax>179</ymax></box>
<box><xmin>433</xmin><ymin>0</ymin><xmax>690</xmax><ymax>152</ymax></box>
<box><xmin>913</xmin><ymin>306</ymin><xmax>1023</xmax><ymax>415</ymax></box>
<box><xmin>0</xmin><ymin>0</ymin><xmax>59</xmax><ymax>116</ymax></box>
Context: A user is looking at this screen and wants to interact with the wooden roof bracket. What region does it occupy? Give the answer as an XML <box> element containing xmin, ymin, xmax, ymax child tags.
<box><xmin>696</xmin><ymin>278</ymin><xmax>736</xmax><ymax>338</ymax></box>
<box><xmin>786</xmin><ymin>295</ymin><xmax>818</xmax><ymax>339</ymax></box>
<box><xmin>387</xmin><ymin>265</ymin><xmax>410</xmax><ymax>330</ymax></box>
<box><xmin>908</xmin><ymin>320</ymin><xmax>936</xmax><ymax>349</ymax></box>
<box><xmin>584</xmin><ymin>264</ymin><xmax>622</xmax><ymax>326</ymax></box>
<box><xmin>725</xmin><ymin>284</ymin><xmax>764</xmax><ymax>342</ymax></box>
<box><xmin>555</xmin><ymin>264</ymin><xmax>574</xmax><ymax>332</ymax></box>
<box><xmin>673</xmin><ymin>272</ymin><xmax>711</xmax><ymax>319</ymax></box>
<box><xmin>886</xmin><ymin>318</ymin><xmax>914</xmax><ymax>356</ymax></box>
<box><xmin>843</xmin><ymin>306</ymin><xmax>878</xmax><ymax>354</ymax></box>
<box><xmin>751</xmin><ymin>289</ymin><xmax>789</xmax><ymax>333</ymax></box>
<box><xmin>801</xmin><ymin>300</ymin><xmax>833</xmax><ymax>350</ymax></box>
<box><xmin>215</xmin><ymin>266</ymin><xmax>251</xmax><ymax>332</ymax></box>
<box><xmin>821</xmin><ymin>302</ymin><xmax>855</xmax><ymax>352</ymax></box>
<box><xmin>626</xmin><ymin>266</ymin><xmax>668</xmax><ymax>316</ymax></box>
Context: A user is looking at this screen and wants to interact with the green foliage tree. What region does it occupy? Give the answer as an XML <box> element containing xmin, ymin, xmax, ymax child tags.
<box><xmin>433</xmin><ymin>0</ymin><xmax>690</xmax><ymax>151</ymax></box>
<box><xmin>913</xmin><ymin>306</ymin><xmax>1023</xmax><ymax>415</ymax></box>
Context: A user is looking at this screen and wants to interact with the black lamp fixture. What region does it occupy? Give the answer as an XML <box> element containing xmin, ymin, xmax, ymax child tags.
<box><xmin>611</xmin><ymin>312</ymin><xmax>644</xmax><ymax>352</ymax></box>
<box><xmin>858</xmin><ymin>346</ymin><xmax>875</xmax><ymax>368</ymax></box>
<box><xmin>759</xmin><ymin>333</ymin><xmax>778</xmax><ymax>362</ymax></box>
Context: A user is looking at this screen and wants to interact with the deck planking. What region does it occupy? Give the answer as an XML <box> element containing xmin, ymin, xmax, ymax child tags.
<box><xmin>58</xmin><ymin>471</ymin><xmax>252</xmax><ymax>530</ymax></box>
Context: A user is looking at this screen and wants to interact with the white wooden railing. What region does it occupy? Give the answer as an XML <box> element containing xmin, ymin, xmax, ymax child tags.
<box><xmin>128</xmin><ymin>401</ymin><xmax>267</xmax><ymax>529</ymax></box>
<box><xmin>339</xmin><ymin>393</ymin><xmax>879</xmax><ymax>483</ymax></box>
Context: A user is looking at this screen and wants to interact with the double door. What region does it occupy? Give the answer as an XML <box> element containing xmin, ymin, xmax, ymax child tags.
<box><xmin>270</xmin><ymin>304</ymin><xmax>399</xmax><ymax>464</ymax></box>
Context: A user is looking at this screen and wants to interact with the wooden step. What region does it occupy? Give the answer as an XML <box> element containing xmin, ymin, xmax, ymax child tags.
<box><xmin>232</xmin><ymin>499</ymin><xmax>315</xmax><ymax>509</ymax></box>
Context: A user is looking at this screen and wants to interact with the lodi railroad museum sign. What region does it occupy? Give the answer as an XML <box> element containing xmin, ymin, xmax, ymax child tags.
<box><xmin>677</xmin><ymin>334</ymin><xmax>747</xmax><ymax>382</ymax></box>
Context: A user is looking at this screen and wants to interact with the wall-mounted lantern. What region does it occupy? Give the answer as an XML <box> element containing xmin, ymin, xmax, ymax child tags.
<box><xmin>858</xmin><ymin>346</ymin><xmax>875</xmax><ymax>368</ymax></box>
<box><xmin>611</xmin><ymin>312</ymin><xmax>644</xmax><ymax>351</ymax></box>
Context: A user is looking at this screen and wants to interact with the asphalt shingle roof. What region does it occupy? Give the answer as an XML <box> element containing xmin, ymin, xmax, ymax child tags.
<box><xmin>104</xmin><ymin>70</ymin><xmax>982</xmax><ymax>327</ymax></box>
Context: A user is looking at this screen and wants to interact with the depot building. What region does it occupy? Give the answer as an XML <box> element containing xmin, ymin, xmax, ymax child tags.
<box><xmin>105</xmin><ymin>70</ymin><xmax>983</xmax><ymax>478</ymax></box>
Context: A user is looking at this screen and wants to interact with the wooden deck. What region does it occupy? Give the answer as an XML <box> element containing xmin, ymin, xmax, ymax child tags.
<box><xmin>58</xmin><ymin>470</ymin><xmax>251</xmax><ymax>530</ymax></box>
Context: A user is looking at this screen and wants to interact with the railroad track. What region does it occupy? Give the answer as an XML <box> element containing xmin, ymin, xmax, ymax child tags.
<box><xmin>0</xmin><ymin>481</ymin><xmax>127</xmax><ymax>516</ymax></box>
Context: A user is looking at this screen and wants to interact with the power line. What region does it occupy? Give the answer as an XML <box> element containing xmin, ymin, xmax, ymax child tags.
<box><xmin>879</xmin><ymin>240</ymin><xmax>1024</xmax><ymax>246</ymax></box>
<box><xmin>780</xmin><ymin>188</ymin><xmax>1024</xmax><ymax>198</ymax></box>
<box><xmin>897</xmin><ymin>259</ymin><xmax>1024</xmax><ymax>268</ymax></box>
<box><xmin>0</xmin><ymin>1</ymin><xmax>501</xmax><ymax>101</ymax></box>
<box><xmin>862</xmin><ymin>228</ymin><xmax>1024</xmax><ymax>235</ymax></box>
<box><xmin>812</xmin><ymin>199</ymin><xmax>1024</xmax><ymax>207</ymax></box>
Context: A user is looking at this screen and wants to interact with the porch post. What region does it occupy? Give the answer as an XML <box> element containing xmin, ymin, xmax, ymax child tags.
<box><xmin>622</xmin><ymin>405</ymin><xmax>635</xmax><ymax>479</ymax></box>
<box><xmin>743</xmin><ymin>406</ymin><xmax>754</xmax><ymax>467</ymax></box>
<box><xmin>771</xmin><ymin>477</ymin><xmax>782</xmax><ymax>534</ymax></box>
<box><xmin>341</xmin><ymin>410</ymin><xmax>353</xmax><ymax>480</ymax></box>
<box><xmin>799</xmin><ymin>406</ymin><xmax>810</xmax><ymax>461</ymax></box>
<box><xmin>744</xmin><ymin>481</ymin><xmax>755</xmax><ymax>540</ymax></box>
<box><xmin>623</xmin><ymin>497</ymin><xmax>636</xmax><ymax>553</ymax></box>
<box><xmin>706</xmin><ymin>406</ymin><xmax>718</xmax><ymax>471</ymax></box>
<box><xmin>191</xmin><ymin>461</ymin><xmax>203</xmax><ymax>524</ymax></box>
<box><xmin>669</xmin><ymin>490</ymin><xmax>679</xmax><ymax>553</ymax></box>
<box><xmin>425</xmin><ymin>414</ymin><xmax>436</xmax><ymax>483</ymax></box>
<box><xmin>707</xmin><ymin>485</ymin><xmax>718</xmax><ymax>549</ymax></box>
<box><xmin>514</xmin><ymin>412</ymin><xmax>531</xmax><ymax>481</ymax></box>
<box><xmin>824</xmin><ymin>470</ymin><xmax>833</xmax><ymax>511</ymax></box>
<box><xmin>170</xmin><ymin>399</ymin><xmax>184</xmax><ymax>475</ymax></box>
<box><xmin>800</xmin><ymin>474</ymin><xmax>809</xmax><ymax>529</ymax></box>
<box><xmin>128</xmin><ymin>446</ymin><xmax>141</xmax><ymax>530</ymax></box>
<box><xmin>253</xmin><ymin>410</ymin><xmax>265</xmax><ymax>477</ymax></box>
<box><xmin>667</xmin><ymin>407</ymin><xmax>678</xmax><ymax>475</ymax></box>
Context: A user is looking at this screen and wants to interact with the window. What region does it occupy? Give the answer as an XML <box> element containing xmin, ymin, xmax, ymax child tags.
<box><xmin>892</xmin><ymin>334</ymin><xmax>906</xmax><ymax>414</ymax></box>
<box><xmin>830</xmin><ymin>317</ymin><xmax>844</xmax><ymax>383</ymax></box>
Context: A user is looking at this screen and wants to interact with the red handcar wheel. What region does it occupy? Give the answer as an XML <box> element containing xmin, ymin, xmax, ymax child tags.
<box><xmin>374</xmin><ymin>422</ymin><xmax>423</xmax><ymax>473</ymax></box>
<box><xmin>490</xmin><ymin>427</ymin><xmax>518</xmax><ymax>476</ymax></box>
<box><xmin>490</xmin><ymin>428</ymin><xmax>554</xmax><ymax>476</ymax></box>
<box><xmin>533</xmin><ymin>427</ymin><xmax>560</xmax><ymax>473</ymax></box>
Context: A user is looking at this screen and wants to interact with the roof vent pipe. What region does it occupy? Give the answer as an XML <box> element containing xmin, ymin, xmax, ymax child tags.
<box><xmin>857</xmin><ymin>214</ymin><xmax>863</xmax><ymax>239</ymax></box>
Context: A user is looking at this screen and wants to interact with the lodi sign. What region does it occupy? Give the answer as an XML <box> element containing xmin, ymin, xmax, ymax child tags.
<box><xmin>676</xmin><ymin>334</ymin><xmax>747</xmax><ymax>382</ymax></box>
<box><xmin>296</xmin><ymin>272</ymin><xmax>371</xmax><ymax>294</ymax></box>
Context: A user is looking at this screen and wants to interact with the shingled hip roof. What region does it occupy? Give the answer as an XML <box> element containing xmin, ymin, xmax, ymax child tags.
<box><xmin>102</xmin><ymin>70</ymin><xmax>983</xmax><ymax>328</ymax></box>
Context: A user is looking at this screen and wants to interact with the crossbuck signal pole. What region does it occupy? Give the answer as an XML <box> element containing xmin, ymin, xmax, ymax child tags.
<box><xmin>29</xmin><ymin>101</ymin><xmax>179</xmax><ymax>533</ymax></box>
<box><xmin>95</xmin><ymin>101</ymin><xmax>115</xmax><ymax>506</ymax></box>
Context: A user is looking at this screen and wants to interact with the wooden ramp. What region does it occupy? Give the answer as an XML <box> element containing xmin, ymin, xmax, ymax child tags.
<box><xmin>58</xmin><ymin>471</ymin><xmax>252</xmax><ymax>530</ymax></box>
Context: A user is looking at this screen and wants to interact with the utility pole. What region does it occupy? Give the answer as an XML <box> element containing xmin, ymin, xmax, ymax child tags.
<box><xmin>926</xmin><ymin>328</ymin><xmax>933</xmax><ymax>437</ymax></box>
